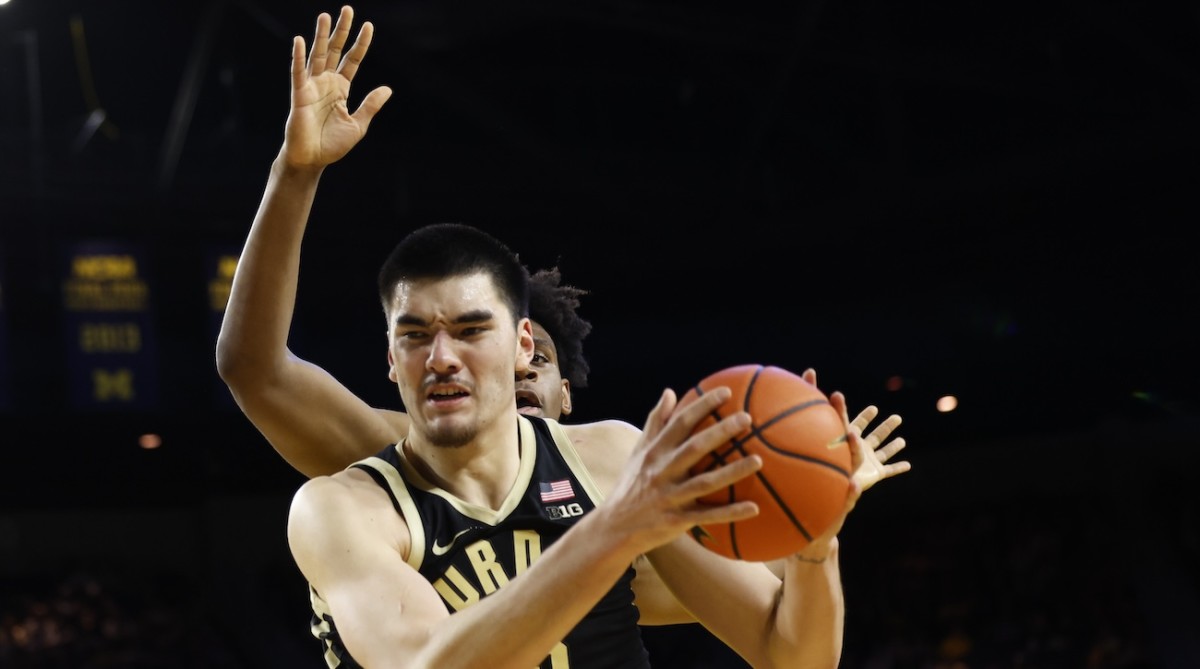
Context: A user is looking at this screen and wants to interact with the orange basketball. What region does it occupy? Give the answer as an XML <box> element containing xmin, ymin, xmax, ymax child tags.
<box><xmin>680</xmin><ymin>364</ymin><xmax>853</xmax><ymax>561</ymax></box>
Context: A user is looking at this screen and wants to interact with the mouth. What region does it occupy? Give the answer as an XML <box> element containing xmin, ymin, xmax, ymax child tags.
<box><xmin>427</xmin><ymin>383</ymin><xmax>470</xmax><ymax>408</ymax></box>
<box><xmin>515</xmin><ymin>388</ymin><xmax>542</xmax><ymax>415</ymax></box>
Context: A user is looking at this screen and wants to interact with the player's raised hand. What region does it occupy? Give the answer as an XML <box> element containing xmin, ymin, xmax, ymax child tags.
<box><xmin>849</xmin><ymin>405</ymin><xmax>910</xmax><ymax>493</ymax></box>
<box><xmin>284</xmin><ymin>6</ymin><xmax>393</xmax><ymax>169</ymax></box>
<box><xmin>800</xmin><ymin>368</ymin><xmax>910</xmax><ymax>494</ymax></box>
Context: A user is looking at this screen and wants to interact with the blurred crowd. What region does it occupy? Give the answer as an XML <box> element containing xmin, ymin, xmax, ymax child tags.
<box><xmin>2</xmin><ymin>493</ymin><xmax>1194</xmax><ymax>668</ymax></box>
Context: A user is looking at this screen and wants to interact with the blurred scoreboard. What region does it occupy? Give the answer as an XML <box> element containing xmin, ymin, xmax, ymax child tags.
<box><xmin>61</xmin><ymin>242</ymin><xmax>159</xmax><ymax>410</ymax></box>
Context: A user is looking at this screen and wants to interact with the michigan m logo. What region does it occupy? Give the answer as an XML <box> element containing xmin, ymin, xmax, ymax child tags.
<box><xmin>92</xmin><ymin>368</ymin><xmax>135</xmax><ymax>402</ymax></box>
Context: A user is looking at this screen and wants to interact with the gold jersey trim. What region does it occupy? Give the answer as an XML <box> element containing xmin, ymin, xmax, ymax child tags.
<box><xmin>353</xmin><ymin>452</ymin><xmax>428</xmax><ymax>572</ymax></box>
<box><xmin>540</xmin><ymin>416</ymin><xmax>605</xmax><ymax>504</ymax></box>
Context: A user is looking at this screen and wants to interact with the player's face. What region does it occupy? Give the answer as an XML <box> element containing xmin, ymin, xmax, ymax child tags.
<box><xmin>515</xmin><ymin>321</ymin><xmax>572</xmax><ymax>420</ymax></box>
<box><xmin>385</xmin><ymin>272</ymin><xmax>532</xmax><ymax>447</ymax></box>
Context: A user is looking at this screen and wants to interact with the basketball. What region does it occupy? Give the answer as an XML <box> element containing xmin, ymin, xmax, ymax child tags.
<box><xmin>680</xmin><ymin>364</ymin><xmax>853</xmax><ymax>562</ymax></box>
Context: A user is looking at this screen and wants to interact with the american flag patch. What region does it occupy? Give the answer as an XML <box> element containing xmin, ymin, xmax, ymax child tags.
<box><xmin>539</xmin><ymin>479</ymin><xmax>575</xmax><ymax>502</ymax></box>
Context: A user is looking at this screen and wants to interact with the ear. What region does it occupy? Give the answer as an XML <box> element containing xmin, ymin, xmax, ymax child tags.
<box><xmin>515</xmin><ymin>317</ymin><xmax>535</xmax><ymax>374</ymax></box>
<box><xmin>559</xmin><ymin>379</ymin><xmax>573</xmax><ymax>416</ymax></box>
<box><xmin>387</xmin><ymin>346</ymin><xmax>399</xmax><ymax>383</ymax></box>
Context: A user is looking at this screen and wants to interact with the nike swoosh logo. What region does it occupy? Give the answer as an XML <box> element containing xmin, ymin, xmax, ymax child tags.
<box><xmin>431</xmin><ymin>527</ymin><xmax>474</xmax><ymax>556</ymax></box>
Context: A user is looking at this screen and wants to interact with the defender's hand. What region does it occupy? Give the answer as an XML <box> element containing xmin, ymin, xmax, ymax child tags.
<box><xmin>284</xmin><ymin>6</ymin><xmax>393</xmax><ymax>169</ymax></box>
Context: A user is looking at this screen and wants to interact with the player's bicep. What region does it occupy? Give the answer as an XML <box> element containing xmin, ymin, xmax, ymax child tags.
<box><xmin>288</xmin><ymin>475</ymin><xmax>448</xmax><ymax>665</ymax></box>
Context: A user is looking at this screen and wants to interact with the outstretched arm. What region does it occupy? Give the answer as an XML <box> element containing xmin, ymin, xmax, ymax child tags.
<box><xmin>216</xmin><ymin>6</ymin><xmax>398</xmax><ymax>478</ymax></box>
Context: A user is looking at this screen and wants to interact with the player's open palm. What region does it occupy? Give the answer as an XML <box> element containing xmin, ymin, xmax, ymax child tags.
<box><xmin>284</xmin><ymin>6</ymin><xmax>393</xmax><ymax>169</ymax></box>
<box><xmin>800</xmin><ymin>368</ymin><xmax>910</xmax><ymax>494</ymax></box>
<box><xmin>849</xmin><ymin>405</ymin><xmax>910</xmax><ymax>493</ymax></box>
<box><xmin>600</xmin><ymin>387</ymin><xmax>762</xmax><ymax>555</ymax></box>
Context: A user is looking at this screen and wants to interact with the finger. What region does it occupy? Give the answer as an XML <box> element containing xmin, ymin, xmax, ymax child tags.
<box><xmin>828</xmin><ymin>391</ymin><xmax>853</xmax><ymax>431</ymax></box>
<box><xmin>338</xmin><ymin>20</ymin><xmax>375</xmax><ymax>81</ymax></box>
<box><xmin>875</xmin><ymin>437</ymin><xmax>906</xmax><ymax>462</ymax></box>
<box><xmin>639</xmin><ymin>388</ymin><xmax>678</xmax><ymax>444</ymax></box>
<box><xmin>326</xmin><ymin>6</ymin><xmax>354</xmax><ymax>73</ymax></box>
<box><xmin>673</xmin><ymin>409</ymin><xmax>751</xmax><ymax>477</ymax></box>
<box><xmin>801</xmin><ymin>368</ymin><xmax>817</xmax><ymax>387</ymax></box>
<box><xmin>683</xmin><ymin>497</ymin><xmax>760</xmax><ymax>528</ymax></box>
<box><xmin>678</xmin><ymin>447</ymin><xmax>760</xmax><ymax>499</ymax></box>
<box><xmin>863</xmin><ymin>413</ymin><xmax>902</xmax><ymax>447</ymax></box>
<box><xmin>291</xmin><ymin>36</ymin><xmax>307</xmax><ymax>93</ymax></box>
<box><xmin>661</xmin><ymin>386</ymin><xmax>733</xmax><ymax>453</ymax></box>
<box><xmin>672</xmin><ymin>385</ymin><xmax>732</xmax><ymax>427</ymax></box>
<box><xmin>308</xmin><ymin>11</ymin><xmax>333</xmax><ymax>75</ymax></box>
<box><xmin>352</xmin><ymin>85</ymin><xmax>393</xmax><ymax>126</ymax></box>
<box><xmin>845</xmin><ymin>426</ymin><xmax>865</xmax><ymax>472</ymax></box>
<box><xmin>851</xmin><ymin>405</ymin><xmax>879</xmax><ymax>435</ymax></box>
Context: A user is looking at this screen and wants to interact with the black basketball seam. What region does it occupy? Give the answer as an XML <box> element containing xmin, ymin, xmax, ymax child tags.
<box><xmin>743</xmin><ymin>365</ymin><xmax>764</xmax><ymax>414</ymax></box>
<box><xmin>755</xmin><ymin>400</ymin><xmax>851</xmax><ymax>478</ymax></box>
<box><xmin>751</xmin><ymin>466</ymin><xmax>814</xmax><ymax>543</ymax></box>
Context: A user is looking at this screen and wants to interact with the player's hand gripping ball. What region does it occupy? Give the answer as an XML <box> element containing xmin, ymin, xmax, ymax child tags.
<box><xmin>680</xmin><ymin>364</ymin><xmax>852</xmax><ymax>561</ymax></box>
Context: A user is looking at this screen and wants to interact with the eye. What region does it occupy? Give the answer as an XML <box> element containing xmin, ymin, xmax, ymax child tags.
<box><xmin>531</xmin><ymin>351</ymin><xmax>551</xmax><ymax>366</ymax></box>
<box><xmin>397</xmin><ymin>330</ymin><xmax>429</xmax><ymax>342</ymax></box>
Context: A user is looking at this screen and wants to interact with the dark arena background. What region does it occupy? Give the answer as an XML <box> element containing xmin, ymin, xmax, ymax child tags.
<box><xmin>1</xmin><ymin>1</ymin><xmax>1198</xmax><ymax>667</ymax></box>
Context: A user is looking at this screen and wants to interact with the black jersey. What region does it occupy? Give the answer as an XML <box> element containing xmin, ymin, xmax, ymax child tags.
<box><xmin>308</xmin><ymin>415</ymin><xmax>651</xmax><ymax>669</ymax></box>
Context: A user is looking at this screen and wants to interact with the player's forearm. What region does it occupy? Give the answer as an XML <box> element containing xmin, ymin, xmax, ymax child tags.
<box><xmin>216</xmin><ymin>155</ymin><xmax>323</xmax><ymax>380</ymax></box>
<box><xmin>641</xmin><ymin>535</ymin><xmax>844</xmax><ymax>669</ymax></box>
<box><xmin>765</xmin><ymin>538</ymin><xmax>844</xmax><ymax>669</ymax></box>
<box><xmin>643</xmin><ymin>537</ymin><xmax>781</xmax><ymax>665</ymax></box>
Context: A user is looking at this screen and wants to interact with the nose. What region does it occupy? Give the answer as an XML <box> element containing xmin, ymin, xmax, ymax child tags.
<box><xmin>520</xmin><ymin>366</ymin><xmax>538</xmax><ymax>381</ymax></box>
<box><xmin>426</xmin><ymin>331</ymin><xmax>462</xmax><ymax>374</ymax></box>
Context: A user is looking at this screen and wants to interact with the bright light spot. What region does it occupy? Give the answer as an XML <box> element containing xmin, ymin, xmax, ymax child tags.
<box><xmin>936</xmin><ymin>395</ymin><xmax>958</xmax><ymax>413</ymax></box>
<box><xmin>0</xmin><ymin>0</ymin><xmax>12</xmax><ymax>7</ymax></box>
<box><xmin>139</xmin><ymin>433</ymin><xmax>162</xmax><ymax>450</ymax></box>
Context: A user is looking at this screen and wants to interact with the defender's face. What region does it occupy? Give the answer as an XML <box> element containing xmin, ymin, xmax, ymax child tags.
<box><xmin>515</xmin><ymin>321</ymin><xmax>571</xmax><ymax>420</ymax></box>
<box><xmin>385</xmin><ymin>273</ymin><xmax>530</xmax><ymax>447</ymax></box>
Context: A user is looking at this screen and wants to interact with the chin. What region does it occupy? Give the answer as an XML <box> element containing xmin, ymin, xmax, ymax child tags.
<box><xmin>425</xmin><ymin>419</ymin><xmax>476</xmax><ymax>449</ymax></box>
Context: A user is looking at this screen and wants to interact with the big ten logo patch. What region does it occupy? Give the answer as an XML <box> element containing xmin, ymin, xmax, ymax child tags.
<box><xmin>546</xmin><ymin>502</ymin><xmax>584</xmax><ymax>520</ymax></box>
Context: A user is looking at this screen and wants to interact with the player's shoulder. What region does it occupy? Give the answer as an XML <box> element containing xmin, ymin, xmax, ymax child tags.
<box><xmin>291</xmin><ymin>468</ymin><xmax>390</xmax><ymax>526</ymax></box>
<box><xmin>288</xmin><ymin>469</ymin><xmax>414</xmax><ymax>581</ymax></box>
<box><xmin>561</xmin><ymin>419</ymin><xmax>641</xmax><ymax>449</ymax></box>
<box><xmin>560</xmin><ymin>419</ymin><xmax>642</xmax><ymax>488</ymax></box>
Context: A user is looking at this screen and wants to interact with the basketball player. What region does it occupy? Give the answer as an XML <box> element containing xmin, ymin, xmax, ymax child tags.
<box><xmin>223</xmin><ymin>7</ymin><xmax>911</xmax><ymax>668</ymax></box>
<box><xmin>290</xmin><ymin>216</ymin><xmax>862</xmax><ymax>668</ymax></box>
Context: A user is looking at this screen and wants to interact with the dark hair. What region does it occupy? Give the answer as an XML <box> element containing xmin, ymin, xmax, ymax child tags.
<box><xmin>377</xmin><ymin>223</ymin><xmax>530</xmax><ymax>324</ymax></box>
<box><xmin>529</xmin><ymin>267</ymin><xmax>592</xmax><ymax>389</ymax></box>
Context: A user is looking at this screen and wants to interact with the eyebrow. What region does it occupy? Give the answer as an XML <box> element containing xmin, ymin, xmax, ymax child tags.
<box><xmin>394</xmin><ymin>309</ymin><xmax>495</xmax><ymax>327</ymax></box>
